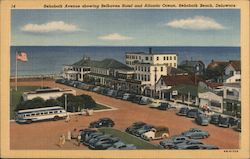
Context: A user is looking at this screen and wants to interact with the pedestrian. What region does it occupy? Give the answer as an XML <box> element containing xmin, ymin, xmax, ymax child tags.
<box><xmin>58</xmin><ymin>134</ymin><xmax>65</xmax><ymax>148</ymax></box>
<box><xmin>67</xmin><ymin>130</ymin><xmax>71</xmax><ymax>141</ymax></box>
<box><xmin>77</xmin><ymin>134</ymin><xmax>81</xmax><ymax>146</ymax></box>
<box><xmin>71</xmin><ymin>128</ymin><xmax>78</xmax><ymax>140</ymax></box>
<box><xmin>65</xmin><ymin>114</ymin><xmax>70</xmax><ymax>122</ymax></box>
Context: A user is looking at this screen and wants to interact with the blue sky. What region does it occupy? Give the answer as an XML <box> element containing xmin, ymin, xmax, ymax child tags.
<box><xmin>11</xmin><ymin>9</ymin><xmax>240</xmax><ymax>46</ymax></box>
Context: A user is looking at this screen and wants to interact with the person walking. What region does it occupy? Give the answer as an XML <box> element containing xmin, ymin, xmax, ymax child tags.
<box><xmin>58</xmin><ymin>134</ymin><xmax>66</xmax><ymax>148</ymax></box>
<box><xmin>65</xmin><ymin>114</ymin><xmax>70</xmax><ymax>122</ymax></box>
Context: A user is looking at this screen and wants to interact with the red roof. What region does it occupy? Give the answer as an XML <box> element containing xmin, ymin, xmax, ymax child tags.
<box><xmin>228</xmin><ymin>60</ymin><xmax>241</xmax><ymax>71</ymax></box>
<box><xmin>161</xmin><ymin>75</ymin><xmax>203</xmax><ymax>86</ymax></box>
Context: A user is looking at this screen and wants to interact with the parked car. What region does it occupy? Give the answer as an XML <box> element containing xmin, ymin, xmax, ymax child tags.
<box><xmin>195</xmin><ymin>115</ymin><xmax>209</xmax><ymax>126</ymax></box>
<box><xmin>127</xmin><ymin>94</ymin><xmax>136</xmax><ymax>102</ymax></box>
<box><xmin>89</xmin><ymin>118</ymin><xmax>115</xmax><ymax>128</ymax></box>
<box><xmin>182</xmin><ymin>128</ymin><xmax>209</xmax><ymax>139</ymax></box>
<box><xmin>157</xmin><ymin>102</ymin><xmax>173</xmax><ymax>110</ymax></box>
<box><xmin>149</xmin><ymin>99</ymin><xmax>161</xmax><ymax>108</ymax></box>
<box><xmin>141</xmin><ymin>126</ymin><xmax>170</xmax><ymax>141</ymax></box>
<box><xmin>125</xmin><ymin>122</ymin><xmax>147</xmax><ymax>134</ymax></box>
<box><xmin>132</xmin><ymin>95</ymin><xmax>142</xmax><ymax>104</ymax></box>
<box><xmin>93</xmin><ymin>137</ymin><xmax>121</xmax><ymax>150</ymax></box>
<box><xmin>88</xmin><ymin>134</ymin><xmax>114</xmax><ymax>148</ymax></box>
<box><xmin>111</xmin><ymin>90</ymin><xmax>118</xmax><ymax>98</ymax></box>
<box><xmin>131</xmin><ymin>124</ymin><xmax>154</xmax><ymax>137</ymax></box>
<box><xmin>210</xmin><ymin>114</ymin><xmax>221</xmax><ymax>125</ymax></box>
<box><xmin>79</xmin><ymin>128</ymin><xmax>98</xmax><ymax>143</ymax></box>
<box><xmin>174</xmin><ymin>139</ymin><xmax>204</xmax><ymax>149</ymax></box>
<box><xmin>92</xmin><ymin>86</ymin><xmax>101</xmax><ymax>92</ymax></box>
<box><xmin>122</xmin><ymin>93</ymin><xmax>131</xmax><ymax>100</ymax></box>
<box><xmin>88</xmin><ymin>134</ymin><xmax>113</xmax><ymax>147</ymax></box>
<box><xmin>107</xmin><ymin>141</ymin><xmax>137</xmax><ymax>150</ymax></box>
<box><xmin>83</xmin><ymin>132</ymin><xmax>104</xmax><ymax>145</ymax></box>
<box><xmin>160</xmin><ymin>135</ymin><xmax>189</xmax><ymax>149</ymax></box>
<box><xmin>116</xmin><ymin>91</ymin><xmax>125</xmax><ymax>99</ymax></box>
<box><xmin>139</xmin><ymin>96</ymin><xmax>151</xmax><ymax>105</ymax></box>
<box><xmin>218</xmin><ymin>116</ymin><xmax>238</xmax><ymax>128</ymax></box>
<box><xmin>176</xmin><ymin>107</ymin><xmax>190</xmax><ymax>116</ymax></box>
<box><xmin>186</xmin><ymin>109</ymin><xmax>203</xmax><ymax>118</ymax></box>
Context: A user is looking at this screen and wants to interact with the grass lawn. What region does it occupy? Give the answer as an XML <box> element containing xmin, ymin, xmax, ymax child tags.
<box><xmin>94</xmin><ymin>103</ymin><xmax>111</xmax><ymax>110</ymax></box>
<box><xmin>10</xmin><ymin>86</ymin><xmax>40</xmax><ymax>119</ymax></box>
<box><xmin>99</xmin><ymin>128</ymin><xmax>162</xmax><ymax>149</ymax></box>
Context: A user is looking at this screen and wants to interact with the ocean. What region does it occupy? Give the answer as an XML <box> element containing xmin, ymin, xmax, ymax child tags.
<box><xmin>10</xmin><ymin>46</ymin><xmax>240</xmax><ymax>76</ymax></box>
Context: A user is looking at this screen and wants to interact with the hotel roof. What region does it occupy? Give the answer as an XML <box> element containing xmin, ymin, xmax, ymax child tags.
<box><xmin>73</xmin><ymin>58</ymin><xmax>133</xmax><ymax>71</ymax></box>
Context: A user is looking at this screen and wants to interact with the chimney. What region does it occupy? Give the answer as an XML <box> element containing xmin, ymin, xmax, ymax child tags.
<box><xmin>149</xmin><ymin>47</ymin><xmax>152</xmax><ymax>54</ymax></box>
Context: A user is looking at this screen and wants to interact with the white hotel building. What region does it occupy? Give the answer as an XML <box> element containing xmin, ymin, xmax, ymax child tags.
<box><xmin>125</xmin><ymin>50</ymin><xmax>178</xmax><ymax>87</ymax></box>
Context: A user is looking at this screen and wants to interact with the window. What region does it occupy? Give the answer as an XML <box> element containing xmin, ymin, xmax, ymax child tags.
<box><xmin>135</xmin><ymin>66</ymin><xmax>137</xmax><ymax>70</ymax></box>
<box><xmin>139</xmin><ymin>56</ymin><xmax>141</xmax><ymax>60</ymax></box>
<box><xmin>141</xmin><ymin>74</ymin><xmax>144</xmax><ymax>81</ymax></box>
<box><xmin>156</xmin><ymin>57</ymin><xmax>159</xmax><ymax>60</ymax></box>
<box><xmin>167</xmin><ymin>56</ymin><xmax>169</xmax><ymax>60</ymax></box>
<box><xmin>31</xmin><ymin>113</ymin><xmax>35</xmax><ymax>116</ymax></box>
<box><xmin>161</xmin><ymin>79</ymin><xmax>164</xmax><ymax>85</ymax></box>
<box><xmin>35</xmin><ymin>113</ymin><xmax>40</xmax><ymax>115</ymax></box>
<box><xmin>161</xmin><ymin>67</ymin><xmax>163</xmax><ymax>72</ymax></box>
<box><xmin>148</xmin><ymin>75</ymin><xmax>150</xmax><ymax>81</ymax></box>
<box><xmin>166</xmin><ymin>63</ymin><xmax>169</xmax><ymax>66</ymax></box>
<box><xmin>164</xmin><ymin>56</ymin><xmax>166</xmax><ymax>60</ymax></box>
<box><xmin>54</xmin><ymin>111</ymin><xmax>58</xmax><ymax>114</ymax></box>
<box><xmin>150</xmin><ymin>57</ymin><xmax>153</xmax><ymax>61</ymax></box>
<box><xmin>211</xmin><ymin>100</ymin><xmax>221</xmax><ymax>108</ymax></box>
<box><xmin>49</xmin><ymin>111</ymin><xmax>53</xmax><ymax>114</ymax></box>
<box><xmin>148</xmin><ymin>67</ymin><xmax>150</xmax><ymax>72</ymax></box>
<box><xmin>174</xmin><ymin>63</ymin><xmax>176</xmax><ymax>67</ymax></box>
<box><xmin>144</xmin><ymin>67</ymin><xmax>147</xmax><ymax>72</ymax></box>
<box><xmin>138</xmin><ymin>66</ymin><xmax>140</xmax><ymax>71</ymax></box>
<box><xmin>26</xmin><ymin>114</ymin><xmax>30</xmax><ymax>117</ymax></box>
<box><xmin>146</xmin><ymin>57</ymin><xmax>149</xmax><ymax>60</ymax></box>
<box><xmin>44</xmin><ymin>112</ymin><xmax>48</xmax><ymax>114</ymax></box>
<box><xmin>145</xmin><ymin>75</ymin><xmax>147</xmax><ymax>81</ymax></box>
<box><xmin>170</xmin><ymin>63</ymin><xmax>172</xmax><ymax>67</ymax></box>
<box><xmin>170</xmin><ymin>56</ymin><xmax>172</xmax><ymax>60</ymax></box>
<box><xmin>174</xmin><ymin>56</ymin><xmax>176</xmax><ymax>60</ymax></box>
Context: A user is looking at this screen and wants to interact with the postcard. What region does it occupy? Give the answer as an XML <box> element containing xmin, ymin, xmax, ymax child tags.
<box><xmin>0</xmin><ymin>0</ymin><xmax>249</xmax><ymax>158</ymax></box>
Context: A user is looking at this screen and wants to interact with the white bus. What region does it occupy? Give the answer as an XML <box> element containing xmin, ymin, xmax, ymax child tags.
<box><xmin>15</xmin><ymin>106</ymin><xmax>67</xmax><ymax>124</ymax></box>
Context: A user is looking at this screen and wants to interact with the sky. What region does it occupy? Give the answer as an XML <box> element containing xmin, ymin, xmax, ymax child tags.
<box><xmin>11</xmin><ymin>9</ymin><xmax>240</xmax><ymax>46</ymax></box>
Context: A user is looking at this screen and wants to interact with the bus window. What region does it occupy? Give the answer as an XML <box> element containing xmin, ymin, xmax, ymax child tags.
<box><xmin>36</xmin><ymin>113</ymin><xmax>40</xmax><ymax>115</ymax></box>
<box><xmin>54</xmin><ymin>111</ymin><xmax>58</xmax><ymax>114</ymax></box>
<box><xmin>26</xmin><ymin>114</ymin><xmax>30</xmax><ymax>117</ymax></box>
<box><xmin>40</xmin><ymin>112</ymin><xmax>44</xmax><ymax>115</ymax></box>
<box><xmin>31</xmin><ymin>113</ymin><xmax>35</xmax><ymax>116</ymax></box>
<box><xmin>44</xmin><ymin>112</ymin><xmax>48</xmax><ymax>114</ymax></box>
<box><xmin>49</xmin><ymin>111</ymin><xmax>53</xmax><ymax>114</ymax></box>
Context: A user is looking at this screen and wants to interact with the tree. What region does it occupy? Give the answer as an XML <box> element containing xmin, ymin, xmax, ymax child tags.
<box><xmin>45</xmin><ymin>99</ymin><xmax>62</xmax><ymax>107</ymax></box>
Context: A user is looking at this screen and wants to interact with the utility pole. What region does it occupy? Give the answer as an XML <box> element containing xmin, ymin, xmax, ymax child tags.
<box><xmin>64</xmin><ymin>94</ymin><xmax>67</xmax><ymax>113</ymax></box>
<box><xmin>154</xmin><ymin>67</ymin><xmax>157</xmax><ymax>99</ymax></box>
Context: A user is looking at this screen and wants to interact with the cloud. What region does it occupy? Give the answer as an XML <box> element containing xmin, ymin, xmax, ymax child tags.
<box><xmin>98</xmin><ymin>33</ymin><xmax>133</xmax><ymax>41</ymax></box>
<box><xmin>166</xmin><ymin>16</ymin><xmax>225</xmax><ymax>30</ymax></box>
<box><xmin>21</xmin><ymin>21</ymin><xmax>81</xmax><ymax>33</ymax></box>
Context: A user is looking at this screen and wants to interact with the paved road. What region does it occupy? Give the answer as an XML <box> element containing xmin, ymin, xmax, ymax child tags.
<box><xmin>10</xmin><ymin>81</ymin><xmax>240</xmax><ymax>150</ymax></box>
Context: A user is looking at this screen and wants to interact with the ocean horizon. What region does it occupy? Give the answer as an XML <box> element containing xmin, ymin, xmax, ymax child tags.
<box><xmin>10</xmin><ymin>46</ymin><xmax>240</xmax><ymax>76</ymax></box>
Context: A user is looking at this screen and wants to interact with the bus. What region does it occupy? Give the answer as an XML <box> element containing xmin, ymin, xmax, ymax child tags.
<box><xmin>15</xmin><ymin>106</ymin><xmax>67</xmax><ymax>124</ymax></box>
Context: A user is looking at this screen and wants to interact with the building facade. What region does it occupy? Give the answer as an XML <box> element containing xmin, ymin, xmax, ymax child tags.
<box><xmin>222</xmin><ymin>83</ymin><xmax>241</xmax><ymax>117</ymax></box>
<box><xmin>125</xmin><ymin>50</ymin><xmax>178</xmax><ymax>87</ymax></box>
<box><xmin>23</xmin><ymin>88</ymin><xmax>76</xmax><ymax>101</ymax></box>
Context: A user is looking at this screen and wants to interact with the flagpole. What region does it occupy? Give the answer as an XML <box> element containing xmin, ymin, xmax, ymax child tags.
<box><xmin>15</xmin><ymin>51</ymin><xmax>18</xmax><ymax>91</ymax></box>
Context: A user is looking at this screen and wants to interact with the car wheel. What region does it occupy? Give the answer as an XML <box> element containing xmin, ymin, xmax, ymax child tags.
<box><xmin>54</xmin><ymin>116</ymin><xmax>60</xmax><ymax>121</ymax></box>
<box><xmin>26</xmin><ymin>119</ymin><xmax>32</xmax><ymax>124</ymax></box>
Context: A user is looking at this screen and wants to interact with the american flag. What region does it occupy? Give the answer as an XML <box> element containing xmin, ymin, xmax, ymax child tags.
<box><xmin>16</xmin><ymin>51</ymin><xmax>28</xmax><ymax>62</ymax></box>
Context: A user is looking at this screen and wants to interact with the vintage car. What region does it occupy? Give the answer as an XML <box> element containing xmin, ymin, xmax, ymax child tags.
<box><xmin>141</xmin><ymin>126</ymin><xmax>170</xmax><ymax>141</ymax></box>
